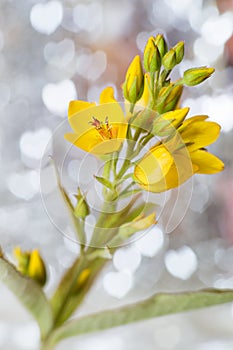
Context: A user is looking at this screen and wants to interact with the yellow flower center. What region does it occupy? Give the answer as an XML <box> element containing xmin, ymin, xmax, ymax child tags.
<box><xmin>89</xmin><ymin>116</ymin><xmax>113</xmax><ymax>140</ymax></box>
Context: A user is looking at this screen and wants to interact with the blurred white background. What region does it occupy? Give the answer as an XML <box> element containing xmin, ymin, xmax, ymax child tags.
<box><xmin>1</xmin><ymin>0</ymin><xmax>233</xmax><ymax>349</ymax></box>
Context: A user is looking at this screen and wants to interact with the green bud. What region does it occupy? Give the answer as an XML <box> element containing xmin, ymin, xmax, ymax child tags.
<box><xmin>173</xmin><ymin>41</ymin><xmax>184</xmax><ymax>64</ymax></box>
<box><xmin>162</xmin><ymin>48</ymin><xmax>176</xmax><ymax>70</ymax></box>
<box><xmin>123</xmin><ymin>55</ymin><xmax>144</xmax><ymax>104</ymax></box>
<box><xmin>74</xmin><ymin>188</ymin><xmax>90</xmax><ymax>219</ymax></box>
<box><xmin>144</xmin><ymin>37</ymin><xmax>161</xmax><ymax>73</ymax></box>
<box><xmin>157</xmin><ymin>84</ymin><xmax>183</xmax><ymax>113</ymax></box>
<box><xmin>154</xmin><ymin>34</ymin><xmax>167</xmax><ymax>58</ymax></box>
<box><xmin>183</xmin><ymin>67</ymin><xmax>215</xmax><ymax>86</ymax></box>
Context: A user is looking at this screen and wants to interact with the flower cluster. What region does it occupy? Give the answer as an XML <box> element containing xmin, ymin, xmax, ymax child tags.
<box><xmin>65</xmin><ymin>34</ymin><xmax>224</xmax><ymax>194</ymax></box>
<box><xmin>0</xmin><ymin>35</ymin><xmax>226</xmax><ymax>350</ymax></box>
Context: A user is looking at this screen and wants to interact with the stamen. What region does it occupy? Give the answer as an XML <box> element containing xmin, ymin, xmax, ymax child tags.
<box><xmin>105</xmin><ymin>116</ymin><xmax>113</xmax><ymax>138</ymax></box>
<box><xmin>89</xmin><ymin>117</ymin><xmax>101</xmax><ymax>129</ymax></box>
<box><xmin>89</xmin><ymin>116</ymin><xmax>113</xmax><ymax>140</ymax></box>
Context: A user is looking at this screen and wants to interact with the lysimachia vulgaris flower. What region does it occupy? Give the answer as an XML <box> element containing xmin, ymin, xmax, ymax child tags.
<box><xmin>64</xmin><ymin>87</ymin><xmax>128</xmax><ymax>155</ymax></box>
<box><xmin>134</xmin><ymin>110</ymin><xmax>224</xmax><ymax>193</ymax></box>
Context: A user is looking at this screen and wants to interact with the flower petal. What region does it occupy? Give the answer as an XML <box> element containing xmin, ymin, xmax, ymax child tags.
<box><xmin>68</xmin><ymin>101</ymin><xmax>95</xmax><ymax>117</ymax></box>
<box><xmin>190</xmin><ymin>149</ymin><xmax>224</xmax><ymax>174</ymax></box>
<box><xmin>161</xmin><ymin>107</ymin><xmax>189</xmax><ymax>128</ymax></box>
<box><xmin>181</xmin><ymin>120</ymin><xmax>221</xmax><ymax>151</ymax></box>
<box><xmin>179</xmin><ymin>115</ymin><xmax>208</xmax><ymax>130</ymax></box>
<box><xmin>134</xmin><ymin>145</ymin><xmax>174</xmax><ymax>186</ymax></box>
<box><xmin>67</xmin><ymin>103</ymin><xmax>125</xmax><ymax>138</ymax></box>
<box><xmin>65</xmin><ymin>122</ymin><xmax>127</xmax><ymax>155</ymax></box>
<box><xmin>137</xmin><ymin>151</ymin><xmax>196</xmax><ymax>193</ymax></box>
<box><xmin>99</xmin><ymin>87</ymin><xmax>117</xmax><ymax>104</ymax></box>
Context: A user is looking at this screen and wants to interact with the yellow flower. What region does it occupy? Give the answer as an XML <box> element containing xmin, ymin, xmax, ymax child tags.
<box><xmin>64</xmin><ymin>87</ymin><xmax>128</xmax><ymax>155</ymax></box>
<box><xmin>14</xmin><ymin>247</ymin><xmax>47</xmax><ymax>286</ymax></box>
<box><xmin>134</xmin><ymin>114</ymin><xmax>224</xmax><ymax>192</ymax></box>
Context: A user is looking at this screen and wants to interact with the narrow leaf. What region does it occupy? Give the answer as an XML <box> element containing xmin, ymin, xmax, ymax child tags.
<box><xmin>45</xmin><ymin>289</ymin><xmax>233</xmax><ymax>347</ymax></box>
<box><xmin>94</xmin><ymin>175</ymin><xmax>114</xmax><ymax>191</ymax></box>
<box><xmin>0</xmin><ymin>257</ymin><xmax>53</xmax><ymax>339</ymax></box>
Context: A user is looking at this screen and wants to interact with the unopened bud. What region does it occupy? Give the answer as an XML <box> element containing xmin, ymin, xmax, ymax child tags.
<box><xmin>144</xmin><ymin>37</ymin><xmax>161</xmax><ymax>73</ymax></box>
<box><xmin>74</xmin><ymin>268</ymin><xmax>91</xmax><ymax>292</ymax></box>
<box><xmin>154</xmin><ymin>34</ymin><xmax>167</xmax><ymax>58</ymax></box>
<box><xmin>183</xmin><ymin>67</ymin><xmax>215</xmax><ymax>86</ymax></box>
<box><xmin>157</xmin><ymin>84</ymin><xmax>183</xmax><ymax>113</ymax></box>
<box><xmin>14</xmin><ymin>247</ymin><xmax>46</xmax><ymax>286</ymax></box>
<box><xmin>123</xmin><ymin>55</ymin><xmax>144</xmax><ymax>104</ymax></box>
<box><xmin>162</xmin><ymin>49</ymin><xmax>176</xmax><ymax>70</ymax></box>
<box><xmin>74</xmin><ymin>188</ymin><xmax>90</xmax><ymax>219</ymax></box>
<box><xmin>173</xmin><ymin>41</ymin><xmax>185</xmax><ymax>64</ymax></box>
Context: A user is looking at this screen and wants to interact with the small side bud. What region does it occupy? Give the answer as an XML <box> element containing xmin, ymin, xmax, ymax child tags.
<box><xmin>173</xmin><ymin>41</ymin><xmax>185</xmax><ymax>64</ymax></box>
<box><xmin>123</xmin><ymin>55</ymin><xmax>144</xmax><ymax>104</ymax></box>
<box><xmin>74</xmin><ymin>268</ymin><xmax>91</xmax><ymax>293</ymax></box>
<box><xmin>28</xmin><ymin>250</ymin><xmax>47</xmax><ymax>287</ymax></box>
<box><xmin>183</xmin><ymin>67</ymin><xmax>215</xmax><ymax>86</ymax></box>
<box><xmin>144</xmin><ymin>37</ymin><xmax>161</xmax><ymax>73</ymax></box>
<box><xmin>162</xmin><ymin>49</ymin><xmax>176</xmax><ymax>70</ymax></box>
<box><xmin>154</xmin><ymin>34</ymin><xmax>168</xmax><ymax>58</ymax></box>
<box><xmin>14</xmin><ymin>247</ymin><xmax>46</xmax><ymax>286</ymax></box>
<box><xmin>74</xmin><ymin>188</ymin><xmax>90</xmax><ymax>219</ymax></box>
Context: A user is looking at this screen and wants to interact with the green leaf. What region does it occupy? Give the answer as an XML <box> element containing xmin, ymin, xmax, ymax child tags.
<box><xmin>86</xmin><ymin>248</ymin><xmax>112</xmax><ymax>261</ymax></box>
<box><xmin>50</xmin><ymin>256</ymin><xmax>84</xmax><ymax>322</ymax></box>
<box><xmin>51</xmin><ymin>257</ymin><xmax>106</xmax><ymax>328</ymax></box>
<box><xmin>0</xmin><ymin>257</ymin><xmax>53</xmax><ymax>340</ymax></box>
<box><xmin>43</xmin><ymin>289</ymin><xmax>233</xmax><ymax>347</ymax></box>
<box><xmin>94</xmin><ymin>175</ymin><xmax>115</xmax><ymax>191</ymax></box>
<box><xmin>118</xmin><ymin>188</ymin><xmax>142</xmax><ymax>200</ymax></box>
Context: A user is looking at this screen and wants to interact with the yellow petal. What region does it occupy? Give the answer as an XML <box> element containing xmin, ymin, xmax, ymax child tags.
<box><xmin>64</xmin><ymin>131</ymin><xmax>101</xmax><ymax>153</ymax></box>
<box><xmin>137</xmin><ymin>151</ymin><xmax>195</xmax><ymax>193</ymax></box>
<box><xmin>161</xmin><ymin>107</ymin><xmax>189</xmax><ymax>128</ymax></box>
<box><xmin>190</xmin><ymin>149</ymin><xmax>224</xmax><ymax>174</ymax></box>
<box><xmin>99</xmin><ymin>87</ymin><xmax>117</xmax><ymax>104</ymax></box>
<box><xmin>134</xmin><ymin>145</ymin><xmax>174</xmax><ymax>185</ymax></box>
<box><xmin>68</xmin><ymin>101</ymin><xmax>95</xmax><ymax>117</ymax></box>
<box><xmin>181</xmin><ymin>120</ymin><xmax>221</xmax><ymax>152</ymax></box>
<box><xmin>65</xmin><ymin>123</ymin><xmax>127</xmax><ymax>155</ymax></box>
<box><xmin>179</xmin><ymin>115</ymin><xmax>208</xmax><ymax>131</ymax></box>
<box><xmin>67</xmin><ymin>103</ymin><xmax>125</xmax><ymax>137</ymax></box>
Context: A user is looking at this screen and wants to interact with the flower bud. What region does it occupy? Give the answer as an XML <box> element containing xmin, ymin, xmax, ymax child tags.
<box><xmin>123</xmin><ymin>55</ymin><xmax>144</xmax><ymax>104</ymax></box>
<box><xmin>162</xmin><ymin>48</ymin><xmax>176</xmax><ymax>70</ymax></box>
<box><xmin>28</xmin><ymin>250</ymin><xmax>47</xmax><ymax>286</ymax></box>
<box><xmin>173</xmin><ymin>41</ymin><xmax>184</xmax><ymax>64</ymax></box>
<box><xmin>157</xmin><ymin>84</ymin><xmax>183</xmax><ymax>113</ymax></box>
<box><xmin>14</xmin><ymin>247</ymin><xmax>46</xmax><ymax>286</ymax></box>
<box><xmin>154</xmin><ymin>34</ymin><xmax>167</xmax><ymax>58</ymax></box>
<box><xmin>183</xmin><ymin>67</ymin><xmax>215</xmax><ymax>86</ymax></box>
<box><xmin>137</xmin><ymin>73</ymin><xmax>151</xmax><ymax>108</ymax></box>
<box><xmin>74</xmin><ymin>268</ymin><xmax>91</xmax><ymax>292</ymax></box>
<box><xmin>74</xmin><ymin>188</ymin><xmax>90</xmax><ymax>219</ymax></box>
<box><xmin>144</xmin><ymin>37</ymin><xmax>161</xmax><ymax>73</ymax></box>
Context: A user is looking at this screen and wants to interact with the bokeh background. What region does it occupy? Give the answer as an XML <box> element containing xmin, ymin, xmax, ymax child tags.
<box><xmin>1</xmin><ymin>0</ymin><xmax>233</xmax><ymax>349</ymax></box>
